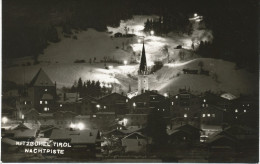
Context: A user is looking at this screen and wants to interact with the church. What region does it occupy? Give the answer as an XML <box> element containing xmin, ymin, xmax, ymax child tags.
<box><xmin>138</xmin><ymin>42</ymin><xmax>149</xmax><ymax>94</ymax></box>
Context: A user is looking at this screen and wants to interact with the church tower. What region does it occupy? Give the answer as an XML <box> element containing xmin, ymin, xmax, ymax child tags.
<box><xmin>138</xmin><ymin>42</ymin><xmax>149</xmax><ymax>94</ymax></box>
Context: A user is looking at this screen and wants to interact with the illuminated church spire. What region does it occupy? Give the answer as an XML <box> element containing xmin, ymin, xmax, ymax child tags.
<box><xmin>138</xmin><ymin>41</ymin><xmax>149</xmax><ymax>94</ymax></box>
<box><xmin>138</xmin><ymin>42</ymin><xmax>148</xmax><ymax>75</ymax></box>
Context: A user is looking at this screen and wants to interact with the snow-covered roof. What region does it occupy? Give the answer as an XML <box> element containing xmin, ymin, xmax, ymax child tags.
<box><xmin>14</xmin><ymin>129</ymin><xmax>37</xmax><ymax>138</ymax></box>
<box><xmin>30</xmin><ymin>68</ymin><xmax>54</xmax><ymax>87</ymax></box>
<box><xmin>220</xmin><ymin>93</ymin><xmax>237</xmax><ymax>100</ymax></box>
<box><xmin>50</xmin><ymin>129</ymin><xmax>99</xmax><ymax>144</ymax></box>
<box><xmin>122</xmin><ymin>132</ymin><xmax>146</xmax><ymax>140</ymax></box>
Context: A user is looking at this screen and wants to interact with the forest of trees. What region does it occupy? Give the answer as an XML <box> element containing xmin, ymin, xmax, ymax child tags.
<box><xmin>68</xmin><ymin>78</ymin><xmax>113</xmax><ymax>98</ymax></box>
<box><xmin>144</xmin><ymin>15</ymin><xmax>192</xmax><ymax>35</ymax></box>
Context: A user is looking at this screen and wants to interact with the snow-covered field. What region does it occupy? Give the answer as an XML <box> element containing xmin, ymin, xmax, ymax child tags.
<box><xmin>3</xmin><ymin>15</ymin><xmax>257</xmax><ymax>96</ymax></box>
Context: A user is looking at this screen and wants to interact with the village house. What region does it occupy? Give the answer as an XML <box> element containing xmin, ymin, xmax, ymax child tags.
<box><xmin>50</xmin><ymin>129</ymin><xmax>102</xmax><ymax>158</ymax></box>
<box><xmin>98</xmin><ymin>93</ymin><xmax>129</xmax><ymax>115</ymax></box>
<box><xmin>19</xmin><ymin>68</ymin><xmax>57</xmax><ymax>113</ymax></box>
<box><xmin>121</xmin><ymin>132</ymin><xmax>148</xmax><ymax>153</ymax></box>
<box><xmin>168</xmin><ymin>124</ymin><xmax>202</xmax><ymax>144</ymax></box>
<box><xmin>80</xmin><ymin>95</ymin><xmax>100</xmax><ymax>115</ymax></box>
<box><xmin>170</xmin><ymin>88</ymin><xmax>202</xmax><ymax>119</ymax></box>
<box><xmin>128</xmin><ymin>90</ymin><xmax>168</xmax><ymax>114</ymax></box>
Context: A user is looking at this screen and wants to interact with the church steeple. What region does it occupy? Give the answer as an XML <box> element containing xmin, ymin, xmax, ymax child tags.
<box><xmin>138</xmin><ymin>42</ymin><xmax>148</xmax><ymax>75</ymax></box>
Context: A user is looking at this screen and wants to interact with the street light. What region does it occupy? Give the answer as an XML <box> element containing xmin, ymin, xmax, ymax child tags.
<box><xmin>77</xmin><ymin>123</ymin><xmax>85</xmax><ymax>130</ymax></box>
<box><xmin>124</xmin><ymin>60</ymin><xmax>127</xmax><ymax>65</ymax></box>
<box><xmin>150</xmin><ymin>30</ymin><xmax>154</xmax><ymax>35</ymax></box>
<box><xmin>2</xmin><ymin>117</ymin><xmax>8</xmax><ymax>124</ymax></box>
<box><xmin>194</xmin><ymin>13</ymin><xmax>198</xmax><ymax>17</ymax></box>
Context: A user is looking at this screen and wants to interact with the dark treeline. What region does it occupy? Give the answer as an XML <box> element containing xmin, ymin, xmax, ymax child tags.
<box><xmin>3</xmin><ymin>0</ymin><xmax>258</xmax><ymax>71</ymax></box>
<box><xmin>69</xmin><ymin>78</ymin><xmax>113</xmax><ymax>98</ymax></box>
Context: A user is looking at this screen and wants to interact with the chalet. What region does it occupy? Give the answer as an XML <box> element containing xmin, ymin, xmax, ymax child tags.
<box><xmin>168</xmin><ymin>129</ymin><xmax>193</xmax><ymax>145</ymax></box>
<box><xmin>128</xmin><ymin>90</ymin><xmax>168</xmax><ymax>114</ymax></box>
<box><xmin>98</xmin><ymin>93</ymin><xmax>129</xmax><ymax>115</ymax></box>
<box><xmin>7</xmin><ymin>129</ymin><xmax>38</xmax><ymax>141</ymax></box>
<box><xmin>174</xmin><ymin>124</ymin><xmax>202</xmax><ymax>143</ymax></box>
<box><xmin>121</xmin><ymin>132</ymin><xmax>148</xmax><ymax>153</ymax></box>
<box><xmin>170</xmin><ymin>89</ymin><xmax>201</xmax><ymax>125</ymax></box>
<box><xmin>50</xmin><ymin>129</ymin><xmax>102</xmax><ymax>158</ymax></box>
<box><xmin>80</xmin><ymin>95</ymin><xmax>99</xmax><ymax>115</ymax></box>
<box><xmin>202</xmin><ymin>92</ymin><xmax>234</xmax><ymax>111</ymax></box>
<box><xmin>200</xmin><ymin>105</ymin><xmax>225</xmax><ymax>136</ymax></box>
<box><xmin>27</xmin><ymin>68</ymin><xmax>57</xmax><ymax>113</ymax></box>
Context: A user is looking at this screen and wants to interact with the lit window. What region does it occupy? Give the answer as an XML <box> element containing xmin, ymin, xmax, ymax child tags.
<box><xmin>235</xmin><ymin>116</ymin><xmax>237</xmax><ymax>119</ymax></box>
<box><xmin>104</xmin><ymin>106</ymin><xmax>106</xmax><ymax>109</ymax></box>
<box><xmin>153</xmin><ymin>97</ymin><xmax>155</xmax><ymax>100</ymax></box>
<box><xmin>24</xmin><ymin>101</ymin><xmax>27</xmax><ymax>105</ymax></box>
<box><xmin>247</xmin><ymin>104</ymin><xmax>249</xmax><ymax>107</ymax></box>
<box><xmin>44</xmin><ymin>107</ymin><xmax>48</xmax><ymax>111</ymax></box>
<box><xmin>93</xmin><ymin>115</ymin><xmax>96</xmax><ymax>118</ymax></box>
<box><xmin>184</xmin><ymin>114</ymin><xmax>187</xmax><ymax>118</ymax></box>
<box><xmin>202</xmin><ymin>104</ymin><xmax>205</xmax><ymax>107</ymax></box>
<box><xmin>126</xmin><ymin>99</ymin><xmax>128</xmax><ymax>102</ymax></box>
<box><xmin>40</xmin><ymin>101</ymin><xmax>42</xmax><ymax>104</ymax></box>
<box><xmin>207</xmin><ymin>114</ymin><xmax>210</xmax><ymax>117</ymax></box>
<box><xmin>163</xmin><ymin>109</ymin><xmax>165</xmax><ymax>111</ymax></box>
<box><xmin>45</xmin><ymin>101</ymin><xmax>48</xmax><ymax>104</ymax></box>
<box><xmin>206</xmin><ymin>104</ymin><xmax>208</xmax><ymax>107</ymax></box>
<box><xmin>45</xmin><ymin>89</ymin><xmax>48</xmax><ymax>91</ymax></box>
<box><xmin>133</xmin><ymin>102</ymin><xmax>136</xmax><ymax>107</ymax></box>
<box><xmin>60</xmin><ymin>104</ymin><xmax>62</xmax><ymax>107</ymax></box>
<box><xmin>96</xmin><ymin>104</ymin><xmax>100</xmax><ymax>108</ymax></box>
<box><xmin>212</xmin><ymin>114</ymin><xmax>215</xmax><ymax>117</ymax></box>
<box><xmin>158</xmin><ymin>109</ymin><xmax>160</xmax><ymax>111</ymax></box>
<box><xmin>175</xmin><ymin>96</ymin><xmax>178</xmax><ymax>99</ymax></box>
<box><xmin>202</xmin><ymin>114</ymin><xmax>205</xmax><ymax>117</ymax></box>
<box><xmin>242</xmin><ymin>104</ymin><xmax>245</xmax><ymax>107</ymax></box>
<box><xmin>235</xmin><ymin>109</ymin><xmax>238</xmax><ymax>113</ymax></box>
<box><xmin>203</xmin><ymin>99</ymin><xmax>206</xmax><ymax>102</ymax></box>
<box><xmin>171</xmin><ymin>102</ymin><xmax>174</xmax><ymax>105</ymax></box>
<box><xmin>244</xmin><ymin>110</ymin><xmax>246</xmax><ymax>113</ymax></box>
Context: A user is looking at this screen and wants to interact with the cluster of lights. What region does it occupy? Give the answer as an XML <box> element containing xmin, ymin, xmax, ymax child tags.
<box><xmin>2</xmin><ymin>117</ymin><xmax>8</xmax><ymax>124</ymax></box>
<box><xmin>70</xmin><ymin>122</ymin><xmax>85</xmax><ymax>130</ymax></box>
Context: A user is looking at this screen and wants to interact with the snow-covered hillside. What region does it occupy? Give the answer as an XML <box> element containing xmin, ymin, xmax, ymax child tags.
<box><xmin>3</xmin><ymin>15</ymin><xmax>257</xmax><ymax>96</ymax></box>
